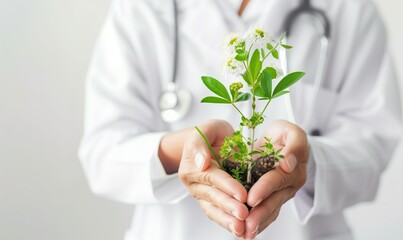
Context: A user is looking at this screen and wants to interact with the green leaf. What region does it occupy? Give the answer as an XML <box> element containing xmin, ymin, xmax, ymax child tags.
<box><xmin>237</xmin><ymin>143</ymin><xmax>248</xmax><ymax>155</ymax></box>
<box><xmin>230</xmin><ymin>87</ymin><xmax>236</xmax><ymax>101</ymax></box>
<box><xmin>258</xmin><ymin>97</ymin><xmax>270</xmax><ymax>100</ymax></box>
<box><xmin>249</xmin><ymin>49</ymin><xmax>262</xmax><ymax>81</ymax></box>
<box><xmin>254</xmin><ymin>86</ymin><xmax>265</xmax><ymax>97</ymax></box>
<box><xmin>241</xmin><ymin>72</ymin><xmax>251</xmax><ymax>86</ymax></box>
<box><xmin>201</xmin><ymin>96</ymin><xmax>231</xmax><ymax>104</ymax></box>
<box><xmin>272</xmin><ymin>90</ymin><xmax>289</xmax><ymax>99</ymax></box>
<box><xmin>266</xmin><ymin>67</ymin><xmax>277</xmax><ymax>79</ymax></box>
<box><xmin>281</xmin><ymin>44</ymin><xmax>293</xmax><ymax>49</ymax></box>
<box><xmin>235</xmin><ymin>93</ymin><xmax>251</xmax><ymax>102</ymax></box>
<box><xmin>249</xmin><ymin>150</ymin><xmax>262</xmax><ymax>155</ymax></box>
<box><xmin>272</xmin><ymin>49</ymin><xmax>279</xmax><ymax>59</ymax></box>
<box><xmin>201</xmin><ymin>76</ymin><xmax>231</xmax><ymax>101</ymax></box>
<box><xmin>267</xmin><ymin>43</ymin><xmax>279</xmax><ymax>59</ymax></box>
<box><xmin>259</xmin><ymin>68</ymin><xmax>273</xmax><ymax>98</ymax></box>
<box><xmin>279</xmin><ymin>32</ymin><xmax>286</xmax><ymax>42</ymax></box>
<box><xmin>236</xmin><ymin>48</ymin><xmax>244</xmax><ymax>54</ymax></box>
<box><xmin>272</xmin><ymin>72</ymin><xmax>305</xmax><ymax>96</ymax></box>
<box><xmin>235</xmin><ymin>53</ymin><xmax>247</xmax><ymax>61</ymax></box>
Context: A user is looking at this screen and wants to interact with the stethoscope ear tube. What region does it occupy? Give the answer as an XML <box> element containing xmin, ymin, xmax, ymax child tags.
<box><xmin>159</xmin><ymin>0</ymin><xmax>192</xmax><ymax>123</ymax></box>
<box><xmin>281</xmin><ymin>37</ymin><xmax>328</xmax><ymax>137</ymax></box>
<box><xmin>281</xmin><ymin>0</ymin><xmax>331</xmax><ymax>136</ymax></box>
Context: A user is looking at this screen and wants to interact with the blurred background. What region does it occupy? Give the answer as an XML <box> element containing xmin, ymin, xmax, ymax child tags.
<box><xmin>0</xmin><ymin>0</ymin><xmax>402</xmax><ymax>239</ymax></box>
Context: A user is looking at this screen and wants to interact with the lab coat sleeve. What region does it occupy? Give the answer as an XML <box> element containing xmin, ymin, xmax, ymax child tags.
<box><xmin>78</xmin><ymin>0</ymin><xmax>188</xmax><ymax>204</ymax></box>
<box><xmin>292</xmin><ymin>2</ymin><xmax>402</xmax><ymax>223</ymax></box>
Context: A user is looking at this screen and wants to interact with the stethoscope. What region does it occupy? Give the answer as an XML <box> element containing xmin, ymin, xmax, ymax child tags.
<box><xmin>281</xmin><ymin>0</ymin><xmax>330</xmax><ymax>136</ymax></box>
<box><xmin>159</xmin><ymin>0</ymin><xmax>330</xmax><ymax>136</ymax></box>
<box><xmin>158</xmin><ymin>0</ymin><xmax>191</xmax><ymax>123</ymax></box>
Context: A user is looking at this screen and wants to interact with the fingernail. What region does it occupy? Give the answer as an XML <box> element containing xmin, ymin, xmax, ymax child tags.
<box><xmin>229</xmin><ymin>223</ymin><xmax>241</xmax><ymax>235</ymax></box>
<box><xmin>232</xmin><ymin>210</ymin><xmax>241</xmax><ymax>220</ymax></box>
<box><xmin>286</xmin><ymin>154</ymin><xmax>297</xmax><ymax>172</ymax></box>
<box><xmin>194</xmin><ymin>152</ymin><xmax>205</xmax><ymax>170</ymax></box>
<box><xmin>252</xmin><ymin>225</ymin><xmax>259</xmax><ymax>234</ymax></box>
<box><xmin>253</xmin><ymin>199</ymin><xmax>263</xmax><ymax>208</ymax></box>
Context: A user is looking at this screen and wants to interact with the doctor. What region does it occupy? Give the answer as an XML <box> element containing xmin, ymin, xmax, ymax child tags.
<box><xmin>79</xmin><ymin>0</ymin><xmax>401</xmax><ymax>239</ymax></box>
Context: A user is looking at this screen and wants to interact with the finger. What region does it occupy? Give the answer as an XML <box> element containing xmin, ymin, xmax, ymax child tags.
<box><xmin>245</xmin><ymin>187</ymin><xmax>295</xmax><ymax>239</ymax></box>
<box><xmin>247</xmin><ymin>167</ymin><xmax>294</xmax><ymax>207</ymax></box>
<box><xmin>185</xmin><ymin>164</ymin><xmax>248</xmax><ymax>203</ymax></box>
<box><xmin>180</xmin><ymin>120</ymin><xmax>234</xmax><ymax>172</ymax></box>
<box><xmin>189</xmin><ymin>183</ymin><xmax>249</xmax><ymax>221</ymax></box>
<box><xmin>275</xmin><ymin>124</ymin><xmax>307</xmax><ymax>173</ymax></box>
<box><xmin>199</xmin><ymin>199</ymin><xmax>245</xmax><ymax>237</ymax></box>
<box><xmin>192</xmin><ymin>120</ymin><xmax>235</xmax><ymax>170</ymax></box>
<box><xmin>261</xmin><ymin>120</ymin><xmax>308</xmax><ymax>173</ymax></box>
<box><xmin>180</xmin><ymin>138</ymin><xmax>212</xmax><ymax>172</ymax></box>
<box><xmin>244</xmin><ymin>207</ymin><xmax>280</xmax><ymax>240</ymax></box>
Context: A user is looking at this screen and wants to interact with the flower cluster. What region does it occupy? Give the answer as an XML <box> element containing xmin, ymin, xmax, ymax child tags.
<box><xmin>222</xmin><ymin>56</ymin><xmax>245</xmax><ymax>76</ymax></box>
<box><xmin>230</xmin><ymin>82</ymin><xmax>243</xmax><ymax>93</ymax></box>
<box><xmin>222</xmin><ymin>25</ymin><xmax>274</xmax><ymax>77</ymax></box>
<box><xmin>244</xmin><ymin>25</ymin><xmax>270</xmax><ymax>48</ymax></box>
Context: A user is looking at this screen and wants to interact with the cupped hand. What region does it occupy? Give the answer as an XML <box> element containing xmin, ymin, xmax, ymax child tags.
<box><xmin>178</xmin><ymin>119</ymin><xmax>249</xmax><ymax>238</ymax></box>
<box><xmin>243</xmin><ymin>120</ymin><xmax>309</xmax><ymax>239</ymax></box>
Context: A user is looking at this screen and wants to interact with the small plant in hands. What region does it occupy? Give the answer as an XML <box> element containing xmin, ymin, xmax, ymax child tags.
<box><xmin>196</xmin><ymin>26</ymin><xmax>304</xmax><ymax>191</ymax></box>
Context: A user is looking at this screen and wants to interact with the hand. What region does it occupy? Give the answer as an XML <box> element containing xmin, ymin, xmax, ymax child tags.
<box><xmin>243</xmin><ymin>120</ymin><xmax>309</xmax><ymax>239</ymax></box>
<box><xmin>178</xmin><ymin>120</ymin><xmax>249</xmax><ymax>238</ymax></box>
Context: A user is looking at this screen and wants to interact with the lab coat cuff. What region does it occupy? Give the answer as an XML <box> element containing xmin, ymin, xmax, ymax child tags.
<box><xmin>291</xmin><ymin>136</ymin><xmax>317</xmax><ymax>224</ymax></box>
<box><xmin>149</xmin><ymin>133</ymin><xmax>188</xmax><ymax>204</ymax></box>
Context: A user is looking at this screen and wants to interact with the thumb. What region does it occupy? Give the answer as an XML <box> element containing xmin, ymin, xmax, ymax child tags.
<box><xmin>279</xmin><ymin>153</ymin><xmax>298</xmax><ymax>173</ymax></box>
<box><xmin>194</xmin><ymin>151</ymin><xmax>211</xmax><ymax>171</ymax></box>
<box><xmin>180</xmin><ymin>120</ymin><xmax>233</xmax><ymax>173</ymax></box>
<box><xmin>278</xmin><ymin>127</ymin><xmax>307</xmax><ymax>173</ymax></box>
<box><xmin>180</xmin><ymin>131</ymin><xmax>214</xmax><ymax>173</ymax></box>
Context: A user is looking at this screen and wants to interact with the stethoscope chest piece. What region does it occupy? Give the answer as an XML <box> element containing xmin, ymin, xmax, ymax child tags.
<box><xmin>159</xmin><ymin>83</ymin><xmax>192</xmax><ymax>123</ymax></box>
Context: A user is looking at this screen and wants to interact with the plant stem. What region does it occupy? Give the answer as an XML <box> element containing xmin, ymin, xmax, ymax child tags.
<box><xmin>260</xmin><ymin>99</ymin><xmax>272</xmax><ymax>117</ymax></box>
<box><xmin>231</xmin><ymin>103</ymin><xmax>246</xmax><ymax>118</ymax></box>
<box><xmin>246</xmin><ymin>95</ymin><xmax>256</xmax><ymax>184</ymax></box>
<box><xmin>195</xmin><ymin>126</ymin><xmax>223</xmax><ymax>169</ymax></box>
<box><xmin>246</xmin><ymin>129</ymin><xmax>254</xmax><ymax>184</ymax></box>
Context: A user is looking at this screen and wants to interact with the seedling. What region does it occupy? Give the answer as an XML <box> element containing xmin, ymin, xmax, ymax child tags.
<box><xmin>196</xmin><ymin>26</ymin><xmax>304</xmax><ymax>190</ymax></box>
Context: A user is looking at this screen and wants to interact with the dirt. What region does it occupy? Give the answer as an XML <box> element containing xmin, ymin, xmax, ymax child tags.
<box><xmin>223</xmin><ymin>155</ymin><xmax>276</xmax><ymax>191</ymax></box>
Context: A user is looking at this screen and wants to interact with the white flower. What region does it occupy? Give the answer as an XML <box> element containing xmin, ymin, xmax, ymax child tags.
<box><xmin>276</xmin><ymin>68</ymin><xmax>284</xmax><ymax>79</ymax></box>
<box><xmin>269</xmin><ymin>64</ymin><xmax>284</xmax><ymax>79</ymax></box>
<box><xmin>222</xmin><ymin>32</ymin><xmax>245</xmax><ymax>54</ymax></box>
<box><xmin>244</xmin><ymin>25</ymin><xmax>270</xmax><ymax>48</ymax></box>
<box><xmin>222</xmin><ymin>54</ymin><xmax>246</xmax><ymax>77</ymax></box>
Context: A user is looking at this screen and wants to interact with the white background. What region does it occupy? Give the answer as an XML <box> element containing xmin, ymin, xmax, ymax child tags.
<box><xmin>0</xmin><ymin>0</ymin><xmax>402</xmax><ymax>239</ymax></box>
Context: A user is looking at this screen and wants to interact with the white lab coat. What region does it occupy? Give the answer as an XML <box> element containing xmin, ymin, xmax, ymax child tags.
<box><xmin>79</xmin><ymin>0</ymin><xmax>402</xmax><ymax>239</ymax></box>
